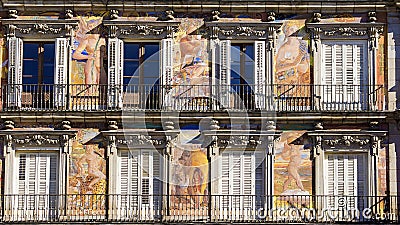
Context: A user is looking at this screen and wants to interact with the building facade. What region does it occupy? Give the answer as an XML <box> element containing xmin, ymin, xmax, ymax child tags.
<box><xmin>0</xmin><ymin>0</ymin><xmax>398</xmax><ymax>223</ymax></box>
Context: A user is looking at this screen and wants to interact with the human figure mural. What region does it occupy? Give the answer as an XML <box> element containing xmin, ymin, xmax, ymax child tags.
<box><xmin>275</xmin><ymin>19</ymin><xmax>310</xmax><ymax>85</ymax></box>
<box><xmin>68</xmin><ymin>129</ymin><xmax>106</xmax><ymax>215</ymax></box>
<box><xmin>275</xmin><ymin>131</ymin><xmax>311</xmax><ymax>196</ymax></box>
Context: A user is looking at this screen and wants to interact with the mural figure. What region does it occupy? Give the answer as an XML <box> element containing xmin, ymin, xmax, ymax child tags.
<box><xmin>282</xmin><ymin>142</ymin><xmax>305</xmax><ymax>191</ymax></box>
<box><xmin>166</xmin><ymin>19</ymin><xmax>209</xmax><ymax>110</ymax></box>
<box><xmin>72</xmin><ymin>17</ymin><xmax>105</xmax><ymax>86</ymax></box>
<box><xmin>76</xmin><ymin>145</ymin><xmax>106</xmax><ymax>191</ymax></box>
<box><xmin>275</xmin><ymin>20</ymin><xmax>310</xmax><ymax>85</ymax></box>
<box><xmin>275</xmin><ymin>131</ymin><xmax>311</xmax><ymax>197</ymax></box>
<box><xmin>170</xmin><ymin>130</ymin><xmax>209</xmax><ymax>214</ymax></box>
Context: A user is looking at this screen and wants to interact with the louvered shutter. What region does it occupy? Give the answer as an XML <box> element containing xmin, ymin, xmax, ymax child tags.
<box><xmin>219</xmin><ymin>40</ymin><xmax>231</xmax><ymax>108</ymax></box>
<box><xmin>17</xmin><ymin>153</ymin><xmax>58</xmax><ymax>219</ymax></box>
<box><xmin>254</xmin><ymin>41</ymin><xmax>266</xmax><ymax>109</ymax></box>
<box><xmin>7</xmin><ymin>37</ymin><xmax>23</xmax><ymax>108</ymax></box>
<box><xmin>326</xmin><ymin>154</ymin><xmax>367</xmax><ymax>210</ymax></box>
<box><xmin>108</xmin><ymin>38</ymin><xmax>124</xmax><ymax>109</ymax></box>
<box><xmin>220</xmin><ymin>151</ymin><xmax>255</xmax><ymax>217</ymax></box>
<box><xmin>161</xmin><ymin>39</ymin><xmax>173</xmax><ymax>109</ymax></box>
<box><xmin>119</xmin><ymin>150</ymin><xmax>155</xmax><ymax>217</ymax></box>
<box><xmin>242</xmin><ymin>153</ymin><xmax>255</xmax><ymax>211</ymax></box>
<box><xmin>54</xmin><ymin>38</ymin><xmax>68</xmax><ymax>108</ymax></box>
<box><xmin>322</xmin><ymin>42</ymin><xmax>367</xmax><ymax>110</ymax></box>
<box><xmin>152</xmin><ymin>152</ymin><xmax>161</xmax><ymax>213</ymax></box>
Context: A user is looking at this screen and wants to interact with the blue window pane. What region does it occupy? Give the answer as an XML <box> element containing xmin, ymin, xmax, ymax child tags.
<box><xmin>44</xmin><ymin>43</ymin><xmax>55</xmax><ymax>60</ymax></box>
<box><xmin>124</xmin><ymin>61</ymin><xmax>139</xmax><ymax>77</ymax></box>
<box><xmin>23</xmin><ymin>60</ymin><xmax>38</xmax><ymax>84</ymax></box>
<box><xmin>244</xmin><ymin>44</ymin><xmax>254</xmax><ymax>60</ymax></box>
<box><xmin>124</xmin><ymin>43</ymin><xmax>140</xmax><ymax>59</ymax></box>
<box><xmin>23</xmin><ymin>43</ymin><xmax>39</xmax><ymax>58</ymax></box>
<box><xmin>231</xmin><ymin>45</ymin><xmax>241</xmax><ymax>62</ymax></box>
<box><xmin>143</xmin><ymin>62</ymin><xmax>160</xmax><ymax>77</ymax></box>
<box><xmin>231</xmin><ymin>63</ymin><xmax>240</xmax><ymax>77</ymax></box>
<box><xmin>144</xmin><ymin>45</ymin><xmax>159</xmax><ymax>58</ymax></box>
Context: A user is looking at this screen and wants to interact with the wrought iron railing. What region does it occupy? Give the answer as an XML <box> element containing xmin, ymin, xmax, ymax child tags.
<box><xmin>0</xmin><ymin>194</ymin><xmax>397</xmax><ymax>223</ymax></box>
<box><xmin>1</xmin><ymin>84</ymin><xmax>386</xmax><ymax>112</ymax></box>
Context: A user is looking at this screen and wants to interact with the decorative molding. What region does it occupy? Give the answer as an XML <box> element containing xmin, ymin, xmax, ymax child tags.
<box><xmin>103</xmin><ymin>21</ymin><xmax>180</xmax><ymax>39</ymax></box>
<box><xmin>206</xmin><ymin>22</ymin><xmax>282</xmax><ymax>40</ymax></box>
<box><xmin>120</xmin><ymin>25</ymin><xmax>164</xmax><ymax>36</ymax></box>
<box><xmin>218</xmin><ymin>135</ymin><xmax>262</xmax><ymax>148</ymax></box>
<box><xmin>0</xmin><ymin>131</ymin><xmax>76</xmax><ymax>149</ymax></box>
<box><xmin>117</xmin><ymin>134</ymin><xmax>164</xmax><ymax>146</ymax></box>
<box><xmin>324</xmin><ymin>27</ymin><xmax>367</xmax><ymax>36</ymax></box>
<box><xmin>324</xmin><ymin>135</ymin><xmax>370</xmax><ymax>147</ymax></box>
<box><xmin>2</xmin><ymin>20</ymin><xmax>79</xmax><ymax>38</ymax></box>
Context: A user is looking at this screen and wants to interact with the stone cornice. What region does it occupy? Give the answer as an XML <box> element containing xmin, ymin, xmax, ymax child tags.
<box><xmin>95</xmin><ymin>129</ymin><xmax>180</xmax><ymax>150</ymax></box>
<box><xmin>205</xmin><ymin>21</ymin><xmax>282</xmax><ymax>40</ymax></box>
<box><xmin>202</xmin><ymin>130</ymin><xmax>281</xmax><ymax>152</ymax></box>
<box><xmin>307</xmin><ymin>22</ymin><xmax>385</xmax><ymax>40</ymax></box>
<box><xmin>1</xmin><ymin>19</ymin><xmax>79</xmax><ymax>38</ymax></box>
<box><xmin>308</xmin><ymin>130</ymin><xmax>386</xmax><ymax>156</ymax></box>
<box><xmin>103</xmin><ymin>20</ymin><xmax>180</xmax><ymax>39</ymax></box>
<box><xmin>0</xmin><ymin>130</ymin><xmax>76</xmax><ymax>148</ymax></box>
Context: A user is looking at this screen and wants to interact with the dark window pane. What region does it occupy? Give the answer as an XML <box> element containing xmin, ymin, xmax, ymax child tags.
<box><xmin>124</xmin><ymin>61</ymin><xmax>139</xmax><ymax>77</ymax></box>
<box><xmin>124</xmin><ymin>43</ymin><xmax>140</xmax><ymax>59</ymax></box>
<box><xmin>23</xmin><ymin>43</ymin><xmax>39</xmax><ymax>59</ymax></box>
<box><xmin>244</xmin><ymin>44</ymin><xmax>254</xmax><ymax>60</ymax></box>
<box><xmin>144</xmin><ymin>45</ymin><xmax>159</xmax><ymax>58</ymax></box>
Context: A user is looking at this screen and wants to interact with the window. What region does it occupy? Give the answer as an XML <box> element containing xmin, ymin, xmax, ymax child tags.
<box><xmin>22</xmin><ymin>42</ymin><xmax>55</xmax><ymax>85</ymax></box>
<box><xmin>325</xmin><ymin>153</ymin><xmax>367</xmax><ymax>214</ymax></box>
<box><xmin>117</xmin><ymin>150</ymin><xmax>161</xmax><ymax>219</ymax></box>
<box><xmin>320</xmin><ymin>41</ymin><xmax>368</xmax><ymax>110</ymax></box>
<box><xmin>123</xmin><ymin>43</ymin><xmax>160</xmax><ymax>108</ymax></box>
<box><xmin>20</xmin><ymin>42</ymin><xmax>56</xmax><ymax>108</ymax></box>
<box><xmin>230</xmin><ymin>43</ymin><xmax>255</xmax><ymax>109</ymax></box>
<box><xmin>219</xmin><ymin>151</ymin><xmax>264</xmax><ymax>219</ymax></box>
<box><xmin>15</xmin><ymin>153</ymin><xmax>58</xmax><ymax>220</ymax></box>
<box><xmin>124</xmin><ymin>43</ymin><xmax>160</xmax><ymax>86</ymax></box>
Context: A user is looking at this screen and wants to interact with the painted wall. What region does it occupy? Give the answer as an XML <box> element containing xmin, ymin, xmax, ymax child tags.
<box><xmin>170</xmin><ymin>130</ymin><xmax>209</xmax><ymax>214</ymax></box>
<box><xmin>68</xmin><ymin>129</ymin><xmax>106</xmax><ymax>215</ymax></box>
<box><xmin>274</xmin><ymin>131</ymin><xmax>312</xmax><ymax>196</ymax></box>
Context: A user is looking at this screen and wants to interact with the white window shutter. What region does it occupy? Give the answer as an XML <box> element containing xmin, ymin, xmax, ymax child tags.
<box><xmin>219</xmin><ymin>40</ymin><xmax>231</xmax><ymax>108</ymax></box>
<box><xmin>54</xmin><ymin>38</ymin><xmax>68</xmax><ymax>108</ymax></box>
<box><xmin>161</xmin><ymin>39</ymin><xmax>173</xmax><ymax>86</ymax></box>
<box><xmin>17</xmin><ymin>153</ymin><xmax>58</xmax><ymax>217</ymax></box>
<box><xmin>108</xmin><ymin>38</ymin><xmax>124</xmax><ymax>109</ymax></box>
<box><xmin>7</xmin><ymin>37</ymin><xmax>23</xmax><ymax>108</ymax></box>
<box><xmin>161</xmin><ymin>39</ymin><xmax>173</xmax><ymax>109</ymax></box>
<box><xmin>254</xmin><ymin>41</ymin><xmax>266</xmax><ymax>109</ymax></box>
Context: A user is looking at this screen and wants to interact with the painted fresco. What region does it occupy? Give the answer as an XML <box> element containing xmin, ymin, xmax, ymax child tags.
<box><xmin>68</xmin><ymin>129</ymin><xmax>106</xmax><ymax>215</ymax></box>
<box><xmin>275</xmin><ymin>19</ymin><xmax>310</xmax><ymax>85</ymax></box>
<box><xmin>166</xmin><ymin>19</ymin><xmax>210</xmax><ymax>110</ymax></box>
<box><xmin>71</xmin><ymin>17</ymin><xmax>106</xmax><ymax>108</ymax></box>
<box><xmin>170</xmin><ymin>130</ymin><xmax>209</xmax><ymax>215</ymax></box>
<box><xmin>378</xmin><ymin>147</ymin><xmax>387</xmax><ymax>196</ymax></box>
<box><xmin>274</xmin><ymin>131</ymin><xmax>312</xmax><ymax>196</ymax></box>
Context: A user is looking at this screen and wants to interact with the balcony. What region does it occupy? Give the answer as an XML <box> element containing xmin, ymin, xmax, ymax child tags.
<box><xmin>1</xmin><ymin>84</ymin><xmax>386</xmax><ymax>112</ymax></box>
<box><xmin>0</xmin><ymin>194</ymin><xmax>397</xmax><ymax>223</ymax></box>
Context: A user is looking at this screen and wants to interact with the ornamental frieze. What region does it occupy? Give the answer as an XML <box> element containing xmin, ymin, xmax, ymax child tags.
<box><xmin>323</xmin><ymin>135</ymin><xmax>370</xmax><ymax>147</ymax></box>
<box><xmin>324</xmin><ymin>27</ymin><xmax>367</xmax><ymax>36</ymax></box>
<box><xmin>120</xmin><ymin>25</ymin><xmax>164</xmax><ymax>36</ymax></box>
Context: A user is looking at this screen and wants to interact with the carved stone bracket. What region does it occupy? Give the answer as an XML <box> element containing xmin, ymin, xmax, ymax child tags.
<box><xmin>103</xmin><ymin>20</ymin><xmax>180</xmax><ymax>39</ymax></box>
<box><xmin>2</xmin><ymin>20</ymin><xmax>79</xmax><ymax>38</ymax></box>
<box><xmin>205</xmin><ymin>22</ymin><xmax>282</xmax><ymax>41</ymax></box>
